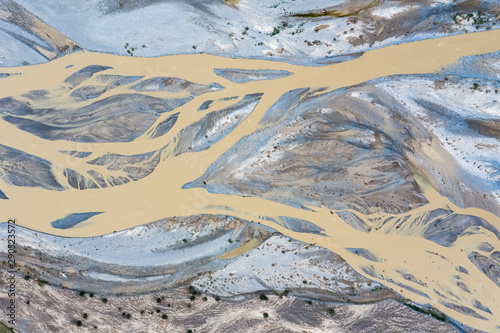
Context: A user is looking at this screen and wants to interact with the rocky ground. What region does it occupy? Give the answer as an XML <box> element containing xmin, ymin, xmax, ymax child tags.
<box><xmin>0</xmin><ymin>255</ymin><xmax>462</xmax><ymax>333</ymax></box>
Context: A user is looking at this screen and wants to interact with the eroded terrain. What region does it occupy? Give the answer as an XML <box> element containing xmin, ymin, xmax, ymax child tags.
<box><xmin>0</xmin><ymin>7</ymin><xmax>500</xmax><ymax>333</ymax></box>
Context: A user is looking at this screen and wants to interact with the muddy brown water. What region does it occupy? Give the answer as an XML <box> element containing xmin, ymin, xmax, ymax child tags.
<box><xmin>1</xmin><ymin>29</ymin><xmax>500</xmax><ymax>331</ymax></box>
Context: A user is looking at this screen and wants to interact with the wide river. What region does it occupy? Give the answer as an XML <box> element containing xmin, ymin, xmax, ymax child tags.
<box><xmin>1</xmin><ymin>29</ymin><xmax>500</xmax><ymax>331</ymax></box>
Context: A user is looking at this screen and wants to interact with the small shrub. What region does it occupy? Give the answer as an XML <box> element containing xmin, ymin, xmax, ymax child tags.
<box><xmin>263</xmin><ymin>312</ymin><xmax>269</xmax><ymax>318</ymax></box>
<box><xmin>327</xmin><ymin>308</ymin><xmax>335</xmax><ymax>315</ymax></box>
<box><xmin>83</xmin><ymin>313</ymin><xmax>88</xmax><ymax>319</ymax></box>
<box><xmin>102</xmin><ymin>298</ymin><xmax>108</xmax><ymax>303</ymax></box>
<box><xmin>189</xmin><ymin>286</ymin><xmax>200</xmax><ymax>295</ymax></box>
<box><xmin>162</xmin><ymin>314</ymin><xmax>168</xmax><ymax>320</ymax></box>
<box><xmin>270</xmin><ymin>27</ymin><xmax>281</xmax><ymax>36</ymax></box>
<box><xmin>79</xmin><ymin>291</ymin><xmax>85</xmax><ymax>297</ymax></box>
<box><xmin>75</xmin><ymin>320</ymin><xmax>82</xmax><ymax>327</ymax></box>
<box><xmin>259</xmin><ymin>294</ymin><xmax>268</xmax><ymax>301</ymax></box>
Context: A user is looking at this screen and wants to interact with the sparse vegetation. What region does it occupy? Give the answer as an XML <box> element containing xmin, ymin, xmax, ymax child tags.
<box><xmin>452</xmin><ymin>11</ymin><xmax>490</xmax><ymax>29</ymax></box>
<box><xmin>291</xmin><ymin>22</ymin><xmax>305</xmax><ymax>35</ymax></box>
<box><xmin>470</xmin><ymin>83</ymin><xmax>480</xmax><ymax>90</ymax></box>
<box><xmin>403</xmin><ymin>301</ymin><xmax>446</xmax><ymax>322</ymax></box>
<box><xmin>270</xmin><ymin>27</ymin><xmax>281</xmax><ymax>36</ymax></box>
<box><xmin>124</xmin><ymin>42</ymin><xmax>145</xmax><ymax>56</ymax></box>
<box><xmin>189</xmin><ymin>286</ymin><xmax>200</xmax><ymax>296</ymax></box>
